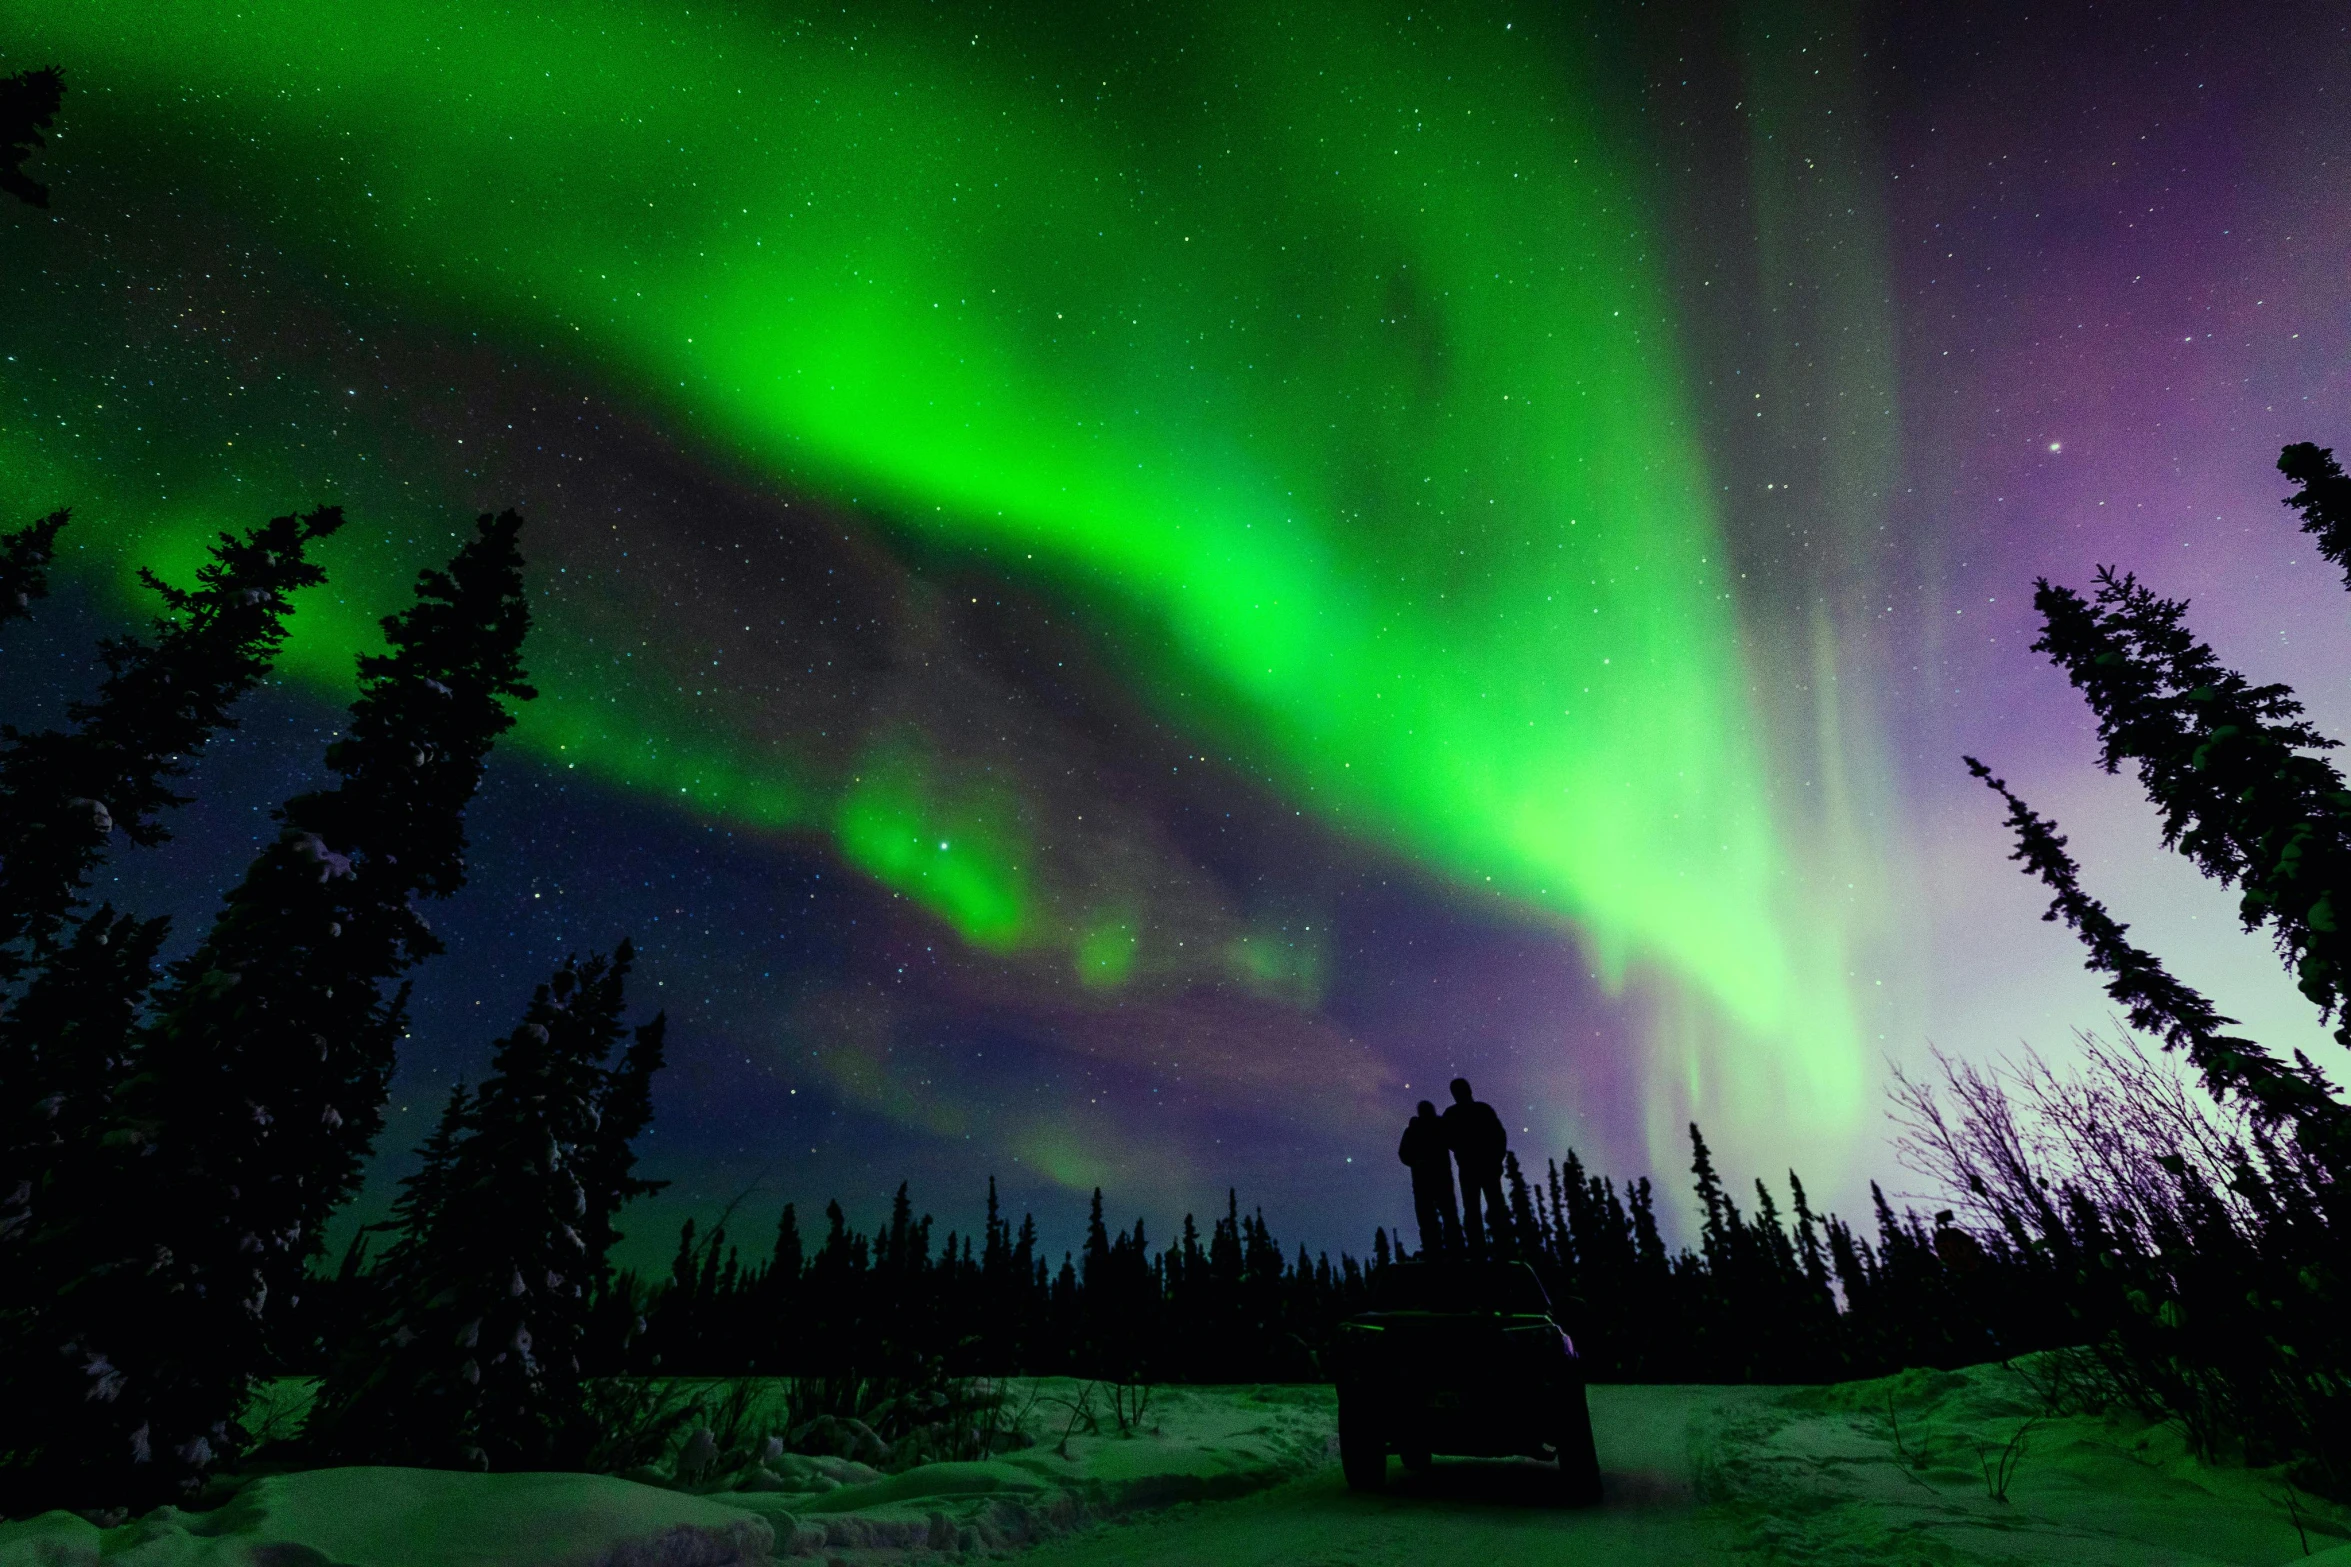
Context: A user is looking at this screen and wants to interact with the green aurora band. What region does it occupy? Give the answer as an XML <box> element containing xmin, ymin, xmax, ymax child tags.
<box><xmin>1</xmin><ymin>1</ymin><xmax>1864</xmax><ymax>1124</ymax></box>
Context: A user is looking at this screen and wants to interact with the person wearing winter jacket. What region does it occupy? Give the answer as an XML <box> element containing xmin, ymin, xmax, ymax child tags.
<box><xmin>1398</xmin><ymin>1099</ymin><xmax>1461</xmax><ymax>1259</ymax></box>
<box><xmin>1441</xmin><ymin>1078</ymin><xmax>1510</xmax><ymax>1256</ymax></box>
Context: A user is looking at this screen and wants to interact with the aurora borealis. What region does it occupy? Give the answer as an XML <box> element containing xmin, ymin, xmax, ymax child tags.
<box><xmin>3</xmin><ymin>0</ymin><xmax>2346</xmax><ymax>1257</ymax></box>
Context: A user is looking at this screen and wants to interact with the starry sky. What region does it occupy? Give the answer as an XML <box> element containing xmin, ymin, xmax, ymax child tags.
<box><xmin>2</xmin><ymin>0</ymin><xmax>2346</xmax><ymax>1266</ymax></box>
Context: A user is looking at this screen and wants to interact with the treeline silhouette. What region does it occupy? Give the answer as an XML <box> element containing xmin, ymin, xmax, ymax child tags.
<box><xmin>566</xmin><ymin>1126</ymin><xmax>2068</xmax><ymax>1389</ymax></box>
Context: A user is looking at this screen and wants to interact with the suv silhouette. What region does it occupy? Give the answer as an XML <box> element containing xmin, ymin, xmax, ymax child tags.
<box><xmin>1331</xmin><ymin>1260</ymin><xmax>1601</xmax><ymax>1503</ymax></box>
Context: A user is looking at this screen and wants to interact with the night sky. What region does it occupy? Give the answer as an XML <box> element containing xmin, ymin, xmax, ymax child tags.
<box><xmin>2</xmin><ymin>0</ymin><xmax>2346</xmax><ymax>1267</ymax></box>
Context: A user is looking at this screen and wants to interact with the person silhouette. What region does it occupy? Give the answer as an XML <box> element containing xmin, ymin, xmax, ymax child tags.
<box><xmin>1441</xmin><ymin>1077</ymin><xmax>1509</xmax><ymax>1256</ymax></box>
<box><xmin>1398</xmin><ymin>1099</ymin><xmax>1460</xmax><ymax>1259</ymax></box>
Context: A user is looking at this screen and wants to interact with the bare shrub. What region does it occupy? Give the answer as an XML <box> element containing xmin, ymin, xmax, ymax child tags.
<box><xmin>1890</xmin><ymin>1032</ymin><xmax>2351</xmax><ymax>1494</ymax></box>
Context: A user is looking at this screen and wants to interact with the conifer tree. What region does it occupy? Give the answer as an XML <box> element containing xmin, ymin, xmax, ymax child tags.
<box><xmin>769</xmin><ymin>1202</ymin><xmax>805</xmax><ymax>1287</ymax></box>
<box><xmin>1686</xmin><ymin>1123</ymin><xmax>1733</xmax><ymax>1262</ymax></box>
<box><xmin>2030</xmin><ymin>566</ymin><xmax>2351</xmax><ymax>1052</ymax></box>
<box><xmin>1962</xmin><ymin>438</ymin><xmax>2351</xmax><ymax>1475</ymax></box>
<box><xmin>4</xmin><ymin>512</ymin><xmax>532</xmax><ymax>1510</ymax></box>
<box><xmin>306</xmin><ymin>946</ymin><xmax>664</xmax><ymax>1468</ymax></box>
<box><xmin>1503</xmin><ymin>1151</ymin><xmax>1539</xmax><ymax>1255</ymax></box>
<box><xmin>2280</xmin><ymin>443</ymin><xmax>2351</xmax><ymax>589</ymax></box>
<box><xmin>1785</xmin><ymin>1172</ymin><xmax>1835</xmax><ymax>1307</ymax></box>
<box><xmin>394</xmin><ymin>1084</ymin><xmax>475</xmax><ymax>1248</ymax></box>
<box><xmin>0</xmin><ymin>65</ymin><xmax>61</xmax><ymax>209</ymax></box>
<box><xmin>0</xmin><ymin>506</ymin><xmax>344</xmax><ymax>983</ymax></box>
<box><xmin>0</xmin><ymin>909</ymin><xmax>166</xmax><ymax>1250</ymax></box>
<box><xmin>1082</xmin><ymin>1188</ymin><xmax>1111</xmax><ymax>1289</ymax></box>
<box><xmin>578</xmin><ymin>992</ymin><xmax>667</xmax><ymax>1273</ymax></box>
<box><xmin>2</xmin><ymin>506</ymin><xmax>339</xmax><ymax>1440</ymax></box>
<box><xmin>0</xmin><ymin>508</ymin><xmax>66</xmax><ymax>624</ymax></box>
<box><xmin>1964</xmin><ymin>757</ymin><xmax>2347</xmax><ymax>1147</ymax></box>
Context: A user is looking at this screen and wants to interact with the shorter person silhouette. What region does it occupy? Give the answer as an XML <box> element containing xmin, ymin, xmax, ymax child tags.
<box><xmin>1398</xmin><ymin>1099</ymin><xmax>1461</xmax><ymax>1259</ymax></box>
<box><xmin>1441</xmin><ymin>1077</ymin><xmax>1509</xmax><ymax>1257</ymax></box>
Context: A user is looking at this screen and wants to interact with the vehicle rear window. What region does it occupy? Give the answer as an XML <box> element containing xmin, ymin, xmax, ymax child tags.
<box><xmin>1372</xmin><ymin>1261</ymin><xmax>1551</xmax><ymax>1314</ymax></box>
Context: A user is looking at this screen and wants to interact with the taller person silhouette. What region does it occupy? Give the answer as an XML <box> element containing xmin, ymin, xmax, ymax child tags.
<box><xmin>1440</xmin><ymin>1077</ymin><xmax>1509</xmax><ymax>1256</ymax></box>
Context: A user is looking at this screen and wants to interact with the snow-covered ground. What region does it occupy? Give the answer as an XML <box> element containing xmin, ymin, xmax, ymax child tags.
<box><xmin>1025</xmin><ymin>1364</ymin><xmax>2342</xmax><ymax>1567</ymax></box>
<box><xmin>0</xmin><ymin>1364</ymin><xmax>2337</xmax><ymax>1565</ymax></box>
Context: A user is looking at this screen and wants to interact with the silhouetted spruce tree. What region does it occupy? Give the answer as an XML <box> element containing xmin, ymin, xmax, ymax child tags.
<box><xmin>1964</xmin><ymin>757</ymin><xmax>2347</xmax><ymax>1145</ymax></box>
<box><xmin>2</xmin><ymin>508</ymin><xmax>339</xmax><ymax>1361</ymax></box>
<box><xmin>1965</xmin><ymin>751</ymin><xmax>2351</xmax><ymax>1481</ymax></box>
<box><xmin>1686</xmin><ymin>1123</ymin><xmax>1732</xmax><ymax>1260</ymax></box>
<box><xmin>0</xmin><ymin>66</ymin><xmax>61</xmax><ymax>208</ymax></box>
<box><xmin>749</xmin><ymin>1201</ymin><xmax>803</xmax><ymax>1371</ymax></box>
<box><xmin>0</xmin><ymin>909</ymin><xmax>166</xmax><ymax>1249</ymax></box>
<box><xmin>0</xmin><ymin>506</ymin><xmax>344</xmax><ymax>983</ymax></box>
<box><xmin>1503</xmin><ymin>1151</ymin><xmax>1539</xmax><ymax>1257</ymax></box>
<box><xmin>294</xmin><ymin>1082</ymin><xmax>473</xmax><ymax>1394</ymax></box>
<box><xmin>1619</xmin><ymin>1177</ymin><xmax>1673</xmax><ymax>1373</ymax></box>
<box><xmin>1076</xmin><ymin>1186</ymin><xmax>1114</xmax><ymax>1375</ymax></box>
<box><xmin>306</xmin><ymin>947</ymin><xmax>665</xmax><ymax>1468</ymax></box>
<box><xmin>0</xmin><ymin>508</ymin><xmax>66</xmax><ymax>623</ymax></box>
<box><xmin>393</xmin><ymin>1085</ymin><xmax>475</xmax><ymax>1256</ymax></box>
<box><xmin>2030</xmin><ymin>566</ymin><xmax>2351</xmax><ymax>1068</ymax></box>
<box><xmin>1783</xmin><ymin>1171</ymin><xmax>1842</xmax><ymax>1369</ymax></box>
<box><xmin>2280</xmin><ymin>443</ymin><xmax>2351</xmax><ymax>590</ymax></box>
<box><xmin>5</xmin><ymin>512</ymin><xmax>532</xmax><ymax>1510</ymax></box>
<box><xmin>582</xmin><ymin>994</ymin><xmax>667</xmax><ymax>1271</ymax></box>
<box><xmin>1681</xmin><ymin>1124</ymin><xmax>1741</xmax><ymax>1376</ymax></box>
<box><xmin>1954</xmin><ymin>443</ymin><xmax>2351</xmax><ymax>1485</ymax></box>
<box><xmin>975</xmin><ymin>1178</ymin><xmax>1012</xmax><ymax>1362</ymax></box>
<box><xmin>771</xmin><ymin>1202</ymin><xmax>806</xmax><ymax>1285</ymax></box>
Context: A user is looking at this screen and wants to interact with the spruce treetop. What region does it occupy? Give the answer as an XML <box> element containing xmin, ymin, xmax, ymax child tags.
<box><xmin>2032</xmin><ymin>566</ymin><xmax>2351</xmax><ymax>1046</ymax></box>
<box><xmin>305</xmin><ymin>945</ymin><xmax>664</xmax><ymax>1469</ymax></box>
<box><xmin>0</xmin><ymin>509</ymin><xmax>67</xmax><ymax>625</ymax></box>
<box><xmin>0</xmin><ymin>506</ymin><xmax>343</xmax><ymax>977</ymax></box>
<box><xmin>0</xmin><ymin>66</ymin><xmax>62</xmax><ymax>209</ymax></box>
<box><xmin>2280</xmin><ymin>443</ymin><xmax>2351</xmax><ymax>591</ymax></box>
<box><xmin>1964</xmin><ymin>755</ymin><xmax>2350</xmax><ymax>1148</ymax></box>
